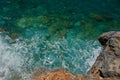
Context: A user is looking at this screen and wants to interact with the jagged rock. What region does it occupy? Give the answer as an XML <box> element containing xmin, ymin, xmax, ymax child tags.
<box><xmin>88</xmin><ymin>31</ymin><xmax>120</xmax><ymax>79</ymax></box>
<box><xmin>33</xmin><ymin>31</ymin><xmax>120</xmax><ymax>80</ymax></box>
<box><xmin>90</xmin><ymin>13</ymin><xmax>104</xmax><ymax>22</ymax></box>
<box><xmin>33</xmin><ymin>69</ymin><xmax>117</xmax><ymax>80</ymax></box>
<box><xmin>33</xmin><ymin>69</ymin><xmax>77</xmax><ymax>80</ymax></box>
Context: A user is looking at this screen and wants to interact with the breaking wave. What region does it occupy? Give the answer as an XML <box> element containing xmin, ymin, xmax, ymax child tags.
<box><xmin>0</xmin><ymin>31</ymin><xmax>102</xmax><ymax>80</ymax></box>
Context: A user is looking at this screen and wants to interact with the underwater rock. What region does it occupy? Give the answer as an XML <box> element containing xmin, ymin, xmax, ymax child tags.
<box><xmin>90</xmin><ymin>13</ymin><xmax>113</xmax><ymax>22</ymax></box>
<box><xmin>0</xmin><ymin>28</ymin><xmax>4</xmax><ymax>33</ymax></box>
<box><xmin>33</xmin><ymin>31</ymin><xmax>120</xmax><ymax>80</ymax></box>
<box><xmin>58</xmin><ymin>30</ymin><xmax>66</xmax><ymax>38</ymax></box>
<box><xmin>10</xmin><ymin>33</ymin><xmax>19</xmax><ymax>40</ymax></box>
<box><xmin>39</xmin><ymin>16</ymin><xmax>50</xmax><ymax>24</ymax></box>
<box><xmin>90</xmin><ymin>13</ymin><xmax>104</xmax><ymax>22</ymax></box>
<box><xmin>103</xmin><ymin>14</ymin><xmax>113</xmax><ymax>21</ymax></box>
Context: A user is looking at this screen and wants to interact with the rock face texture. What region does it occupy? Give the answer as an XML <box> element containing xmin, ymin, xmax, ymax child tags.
<box><xmin>33</xmin><ymin>69</ymin><xmax>116</xmax><ymax>80</ymax></box>
<box><xmin>33</xmin><ymin>31</ymin><xmax>120</xmax><ymax>80</ymax></box>
<box><xmin>33</xmin><ymin>69</ymin><xmax>77</xmax><ymax>80</ymax></box>
<box><xmin>88</xmin><ymin>31</ymin><xmax>120</xmax><ymax>79</ymax></box>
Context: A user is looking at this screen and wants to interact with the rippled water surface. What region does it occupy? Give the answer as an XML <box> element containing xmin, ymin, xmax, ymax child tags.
<box><xmin>0</xmin><ymin>0</ymin><xmax>120</xmax><ymax>80</ymax></box>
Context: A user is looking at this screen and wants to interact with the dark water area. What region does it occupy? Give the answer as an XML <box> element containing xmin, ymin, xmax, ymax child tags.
<box><xmin>0</xmin><ymin>0</ymin><xmax>120</xmax><ymax>80</ymax></box>
<box><xmin>0</xmin><ymin>0</ymin><xmax>120</xmax><ymax>39</ymax></box>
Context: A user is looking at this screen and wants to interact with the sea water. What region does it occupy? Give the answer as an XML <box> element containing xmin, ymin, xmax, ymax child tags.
<box><xmin>0</xmin><ymin>0</ymin><xmax>120</xmax><ymax>80</ymax></box>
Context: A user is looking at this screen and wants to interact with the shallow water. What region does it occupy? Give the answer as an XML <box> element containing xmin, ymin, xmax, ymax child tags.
<box><xmin>0</xmin><ymin>0</ymin><xmax>120</xmax><ymax>80</ymax></box>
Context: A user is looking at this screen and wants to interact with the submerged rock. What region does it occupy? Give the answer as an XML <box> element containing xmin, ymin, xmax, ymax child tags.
<box><xmin>90</xmin><ymin>13</ymin><xmax>104</xmax><ymax>22</ymax></box>
<box><xmin>0</xmin><ymin>28</ymin><xmax>4</xmax><ymax>33</ymax></box>
<box><xmin>10</xmin><ymin>33</ymin><xmax>19</xmax><ymax>40</ymax></box>
<box><xmin>33</xmin><ymin>31</ymin><xmax>120</xmax><ymax>80</ymax></box>
<box><xmin>90</xmin><ymin>13</ymin><xmax>113</xmax><ymax>22</ymax></box>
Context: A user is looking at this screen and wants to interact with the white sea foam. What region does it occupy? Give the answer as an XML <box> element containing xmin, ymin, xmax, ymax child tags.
<box><xmin>0</xmin><ymin>34</ymin><xmax>31</xmax><ymax>80</ymax></box>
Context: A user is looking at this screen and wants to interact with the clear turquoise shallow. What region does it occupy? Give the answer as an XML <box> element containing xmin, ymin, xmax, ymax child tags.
<box><xmin>0</xmin><ymin>0</ymin><xmax>120</xmax><ymax>80</ymax></box>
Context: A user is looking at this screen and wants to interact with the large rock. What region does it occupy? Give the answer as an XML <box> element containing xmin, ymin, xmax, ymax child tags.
<box><xmin>88</xmin><ymin>31</ymin><xmax>120</xmax><ymax>79</ymax></box>
<box><xmin>33</xmin><ymin>69</ymin><xmax>117</xmax><ymax>80</ymax></box>
<box><xmin>33</xmin><ymin>69</ymin><xmax>77</xmax><ymax>80</ymax></box>
<box><xmin>33</xmin><ymin>31</ymin><xmax>120</xmax><ymax>80</ymax></box>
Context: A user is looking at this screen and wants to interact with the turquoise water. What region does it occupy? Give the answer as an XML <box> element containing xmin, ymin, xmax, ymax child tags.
<box><xmin>0</xmin><ymin>0</ymin><xmax>120</xmax><ymax>80</ymax></box>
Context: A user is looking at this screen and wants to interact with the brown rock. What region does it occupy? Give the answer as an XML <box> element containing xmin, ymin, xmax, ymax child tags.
<box><xmin>33</xmin><ymin>69</ymin><xmax>117</xmax><ymax>80</ymax></box>
<box><xmin>88</xmin><ymin>31</ymin><xmax>120</xmax><ymax>79</ymax></box>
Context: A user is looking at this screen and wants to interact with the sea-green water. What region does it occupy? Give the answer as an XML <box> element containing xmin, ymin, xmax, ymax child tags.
<box><xmin>0</xmin><ymin>0</ymin><xmax>120</xmax><ymax>80</ymax></box>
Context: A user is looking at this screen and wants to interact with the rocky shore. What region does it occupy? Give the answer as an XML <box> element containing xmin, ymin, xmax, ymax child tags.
<box><xmin>33</xmin><ymin>31</ymin><xmax>120</xmax><ymax>80</ymax></box>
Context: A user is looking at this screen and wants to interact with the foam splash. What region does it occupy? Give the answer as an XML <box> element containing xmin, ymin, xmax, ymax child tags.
<box><xmin>0</xmin><ymin>32</ymin><xmax>102</xmax><ymax>80</ymax></box>
<box><xmin>0</xmin><ymin>33</ymin><xmax>31</xmax><ymax>80</ymax></box>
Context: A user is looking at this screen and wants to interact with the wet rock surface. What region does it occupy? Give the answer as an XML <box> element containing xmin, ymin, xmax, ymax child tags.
<box><xmin>33</xmin><ymin>31</ymin><xmax>120</xmax><ymax>80</ymax></box>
